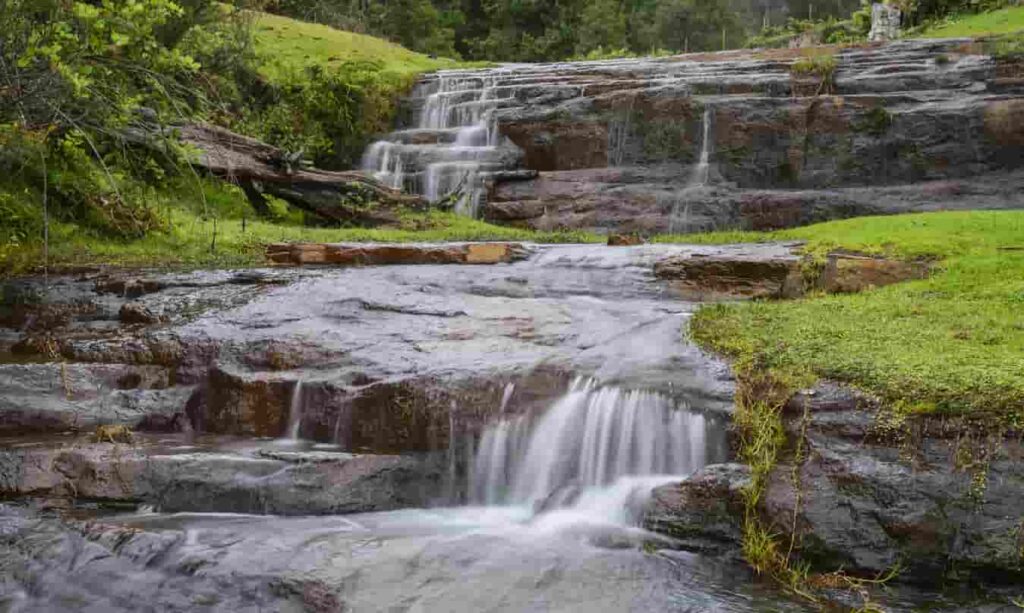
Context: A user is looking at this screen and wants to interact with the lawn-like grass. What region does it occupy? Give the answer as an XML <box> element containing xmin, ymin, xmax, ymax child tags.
<box><xmin>673</xmin><ymin>211</ymin><xmax>1024</xmax><ymax>420</ymax></box>
<box><xmin>249</xmin><ymin>11</ymin><xmax>467</xmax><ymax>82</ymax></box>
<box><xmin>917</xmin><ymin>6</ymin><xmax>1024</xmax><ymax>38</ymax></box>
<box><xmin>0</xmin><ymin>180</ymin><xmax>599</xmax><ymax>274</ymax></box>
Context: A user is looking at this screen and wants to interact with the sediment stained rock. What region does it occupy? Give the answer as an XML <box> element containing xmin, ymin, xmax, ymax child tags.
<box><xmin>265</xmin><ymin>241</ymin><xmax>531</xmax><ymax>266</ymax></box>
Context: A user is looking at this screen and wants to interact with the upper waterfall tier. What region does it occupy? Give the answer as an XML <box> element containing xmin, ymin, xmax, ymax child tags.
<box><xmin>361</xmin><ymin>39</ymin><xmax>1024</xmax><ymax>233</ymax></box>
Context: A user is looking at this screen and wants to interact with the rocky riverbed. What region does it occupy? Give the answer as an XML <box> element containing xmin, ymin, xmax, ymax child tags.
<box><xmin>0</xmin><ymin>244</ymin><xmax>1020</xmax><ymax>610</ymax></box>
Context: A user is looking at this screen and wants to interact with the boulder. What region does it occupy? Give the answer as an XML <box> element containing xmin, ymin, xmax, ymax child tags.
<box><xmin>643</xmin><ymin>463</ymin><xmax>751</xmax><ymax>556</ymax></box>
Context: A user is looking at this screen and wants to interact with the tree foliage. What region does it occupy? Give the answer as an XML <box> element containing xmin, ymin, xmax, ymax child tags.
<box><xmin>263</xmin><ymin>0</ymin><xmax>867</xmax><ymax>61</ymax></box>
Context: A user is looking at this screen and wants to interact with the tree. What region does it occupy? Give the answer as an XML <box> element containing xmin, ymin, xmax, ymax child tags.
<box><xmin>576</xmin><ymin>0</ymin><xmax>629</xmax><ymax>55</ymax></box>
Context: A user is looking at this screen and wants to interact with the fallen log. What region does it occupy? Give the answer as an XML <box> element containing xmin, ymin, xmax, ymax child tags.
<box><xmin>175</xmin><ymin>123</ymin><xmax>427</xmax><ymax>225</ymax></box>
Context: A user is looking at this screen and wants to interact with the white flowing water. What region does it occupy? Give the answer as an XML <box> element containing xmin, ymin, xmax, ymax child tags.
<box><xmin>692</xmin><ymin>106</ymin><xmax>713</xmax><ymax>186</ymax></box>
<box><xmin>361</xmin><ymin>73</ymin><xmax>511</xmax><ymax>217</ymax></box>
<box><xmin>669</xmin><ymin>106</ymin><xmax>715</xmax><ymax>233</ymax></box>
<box><xmin>469</xmin><ymin>378</ymin><xmax>708</xmax><ymax>525</ymax></box>
<box><xmin>286</xmin><ymin>380</ymin><xmax>303</xmax><ymax>440</ymax></box>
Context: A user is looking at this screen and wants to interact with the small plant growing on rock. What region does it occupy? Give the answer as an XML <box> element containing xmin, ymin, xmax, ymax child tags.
<box><xmin>93</xmin><ymin>424</ymin><xmax>133</xmax><ymax>444</ymax></box>
<box><xmin>791</xmin><ymin>54</ymin><xmax>838</xmax><ymax>95</ymax></box>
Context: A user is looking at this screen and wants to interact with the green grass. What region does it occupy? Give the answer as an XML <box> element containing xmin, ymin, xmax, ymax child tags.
<box><xmin>0</xmin><ymin>180</ymin><xmax>599</xmax><ymax>274</ymax></box>
<box><xmin>917</xmin><ymin>6</ymin><xmax>1024</xmax><ymax>38</ymax></box>
<box><xmin>680</xmin><ymin>211</ymin><xmax>1024</xmax><ymax>420</ymax></box>
<box><xmin>250</xmin><ymin>11</ymin><xmax>470</xmax><ymax>83</ymax></box>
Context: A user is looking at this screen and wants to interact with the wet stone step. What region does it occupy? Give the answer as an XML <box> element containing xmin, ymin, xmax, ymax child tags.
<box><xmin>265</xmin><ymin>242</ymin><xmax>532</xmax><ymax>266</ymax></box>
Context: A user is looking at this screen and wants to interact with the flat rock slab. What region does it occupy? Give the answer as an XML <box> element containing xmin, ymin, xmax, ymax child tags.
<box><xmin>0</xmin><ymin>434</ymin><xmax>444</xmax><ymax>515</ymax></box>
<box><xmin>266</xmin><ymin>241</ymin><xmax>532</xmax><ymax>266</ymax></box>
<box><xmin>655</xmin><ymin>244</ymin><xmax>931</xmax><ymax>300</ymax></box>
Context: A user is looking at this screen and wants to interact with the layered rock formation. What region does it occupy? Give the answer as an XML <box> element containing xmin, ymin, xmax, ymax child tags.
<box><xmin>370</xmin><ymin>39</ymin><xmax>1024</xmax><ymax>233</ymax></box>
<box><xmin>644</xmin><ymin>383</ymin><xmax>1024</xmax><ymax>586</ymax></box>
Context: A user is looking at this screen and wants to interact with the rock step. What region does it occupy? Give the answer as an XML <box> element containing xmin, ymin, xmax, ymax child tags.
<box><xmin>265</xmin><ymin>242</ymin><xmax>531</xmax><ymax>266</ymax></box>
<box><xmin>653</xmin><ymin>249</ymin><xmax>931</xmax><ymax>300</ymax></box>
<box><xmin>0</xmin><ymin>435</ymin><xmax>444</xmax><ymax>515</ymax></box>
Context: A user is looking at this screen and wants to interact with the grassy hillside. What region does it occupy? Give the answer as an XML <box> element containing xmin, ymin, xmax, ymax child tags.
<box><xmin>678</xmin><ymin>211</ymin><xmax>1024</xmax><ymax>420</ymax></box>
<box><xmin>251</xmin><ymin>11</ymin><xmax>464</xmax><ymax>82</ymax></box>
<box><xmin>917</xmin><ymin>6</ymin><xmax>1024</xmax><ymax>38</ymax></box>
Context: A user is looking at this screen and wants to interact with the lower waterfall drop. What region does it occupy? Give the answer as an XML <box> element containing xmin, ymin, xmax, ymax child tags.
<box><xmin>468</xmin><ymin>378</ymin><xmax>708</xmax><ymax>522</ymax></box>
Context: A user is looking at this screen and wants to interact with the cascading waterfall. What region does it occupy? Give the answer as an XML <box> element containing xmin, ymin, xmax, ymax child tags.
<box><xmin>361</xmin><ymin>72</ymin><xmax>510</xmax><ymax>217</ymax></box>
<box><xmin>468</xmin><ymin>378</ymin><xmax>708</xmax><ymax>522</ymax></box>
<box><xmin>669</xmin><ymin>106</ymin><xmax>714</xmax><ymax>233</ymax></box>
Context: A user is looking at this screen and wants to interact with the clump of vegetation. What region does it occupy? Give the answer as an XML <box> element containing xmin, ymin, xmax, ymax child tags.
<box><xmin>93</xmin><ymin>424</ymin><xmax>134</xmax><ymax>444</ymax></box>
<box><xmin>791</xmin><ymin>53</ymin><xmax>838</xmax><ymax>95</ymax></box>
<box><xmin>747</xmin><ymin>16</ymin><xmax>865</xmax><ymax>49</ymax></box>
<box><xmin>791</xmin><ymin>53</ymin><xmax>838</xmax><ymax>76</ymax></box>
<box><xmin>855</xmin><ymin>107</ymin><xmax>893</xmax><ymax>136</ymax></box>
<box><xmin>678</xmin><ymin>210</ymin><xmax>1024</xmax><ymax>423</ymax></box>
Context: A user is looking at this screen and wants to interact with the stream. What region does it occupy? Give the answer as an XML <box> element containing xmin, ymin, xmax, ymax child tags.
<box><xmin>1</xmin><ymin>244</ymin><xmax>997</xmax><ymax>611</ymax></box>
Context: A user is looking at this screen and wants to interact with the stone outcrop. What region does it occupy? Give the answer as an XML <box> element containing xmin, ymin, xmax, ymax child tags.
<box><xmin>266</xmin><ymin>241</ymin><xmax>531</xmax><ymax>266</ymax></box>
<box><xmin>378</xmin><ymin>39</ymin><xmax>1024</xmax><ymax>233</ymax></box>
<box><xmin>654</xmin><ymin>245</ymin><xmax>931</xmax><ymax>300</ymax></box>
<box><xmin>645</xmin><ymin>382</ymin><xmax>1024</xmax><ymax>586</ymax></box>
<box><xmin>644</xmin><ymin>463</ymin><xmax>750</xmax><ymax>557</ymax></box>
<box><xmin>0</xmin><ymin>437</ymin><xmax>444</xmax><ymax>514</ymax></box>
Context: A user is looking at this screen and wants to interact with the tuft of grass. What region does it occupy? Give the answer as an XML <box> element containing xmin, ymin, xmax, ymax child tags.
<box><xmin>683</xmin><ymin>210</ymin><xmax>1024</xmax><ymax>420</ymax></box>
<box><xmin>790</xmin><ymin>53</ymin><xmax>837</xmax><ymax>76</ymax></box>
<box><xmin>916</xmin><ymin>6</ymin><xmax>1024</xmax><ymax>39</ymax></box>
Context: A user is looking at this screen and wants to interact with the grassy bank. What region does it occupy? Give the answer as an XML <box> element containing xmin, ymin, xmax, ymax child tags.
<box><xmin>250</xmin><ymin>11</ymin><xmax>466</xmax><ymax>83</ymax></box>
<box><xmin>917</xmin><ymin>5</ymin><xmax>1024</xmax><ymax>38</ymax></box>
<box><xmin>0</xmin><ymin>180</ymin><xmax>599</xmax><ymax>275</ymax></box>
<box><xmin>673</xmin><ymin>211</ymin><xmax>1024</xmax><ymax>421</ymax></box>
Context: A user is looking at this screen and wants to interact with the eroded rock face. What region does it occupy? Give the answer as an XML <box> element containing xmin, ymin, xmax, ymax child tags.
<box><xmin>381</xmin><ymin>40</ymin><xmax>1024</xmax><ymax>233</ymax></box>
<box><xmin>646</xmin><ymin>381</ymin><xmax>1024</xmax><ymax>586</ymax></box>
<box><xmin>764</xmin><ymin>383</ymin><xmax>1024</xmax><ymax>584</ymax></box>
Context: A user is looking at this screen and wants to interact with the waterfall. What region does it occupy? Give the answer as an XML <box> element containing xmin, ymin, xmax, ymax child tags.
<box><xmin>669</xmin><ymin>106</ymin><xmax>714</xmax><ymax>233</ymax></box>
<box><xmin>286</xmin><ymin>380</ymin><xmax>303</xmax><ymax>440</ymax></box>
<box><xmin>361</xmin><ymin>72</ymin><xmax>510</xmax><ymax>218</ymax></box>
<box><xmin>692</xmin><ymin>106</ymin><xmax>713</xmax><ymax>186</ymax></box>
<box><xmin>468</xmin><ymin>378</ymin><xmax>707</xmax><ymax>512</ymax></box>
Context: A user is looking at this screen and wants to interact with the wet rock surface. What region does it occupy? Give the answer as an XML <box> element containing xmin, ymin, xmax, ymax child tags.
<box><xmin>643</xmin><ymin>463</ymin><xmax>750</xmax><ymax>557</ymax></box>
<box><xmin>644</xmin><ymin>381</ymin><xmax>1024</xmax><ymax>587</ymax></box>
<box><xmin>766</xmin><ymin>383</ymin><xmax>1024</xmax><ymax>585</ymax></box>
<box><xmin>378</xmin><ymin>40</ymin><xmax>1024</xmax><ymax>233</ymax></box>
<box><xmin>0</xmin><ymin>434</ymin><xmax>444</xmax><ymax>515</ymax></box>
